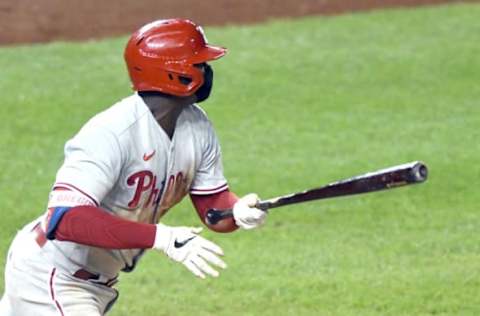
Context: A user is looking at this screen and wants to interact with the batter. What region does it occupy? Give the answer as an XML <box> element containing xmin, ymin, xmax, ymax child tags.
<box><xmin>0</xmin><ymin>19</ymin><xmax>267</xmax><ymax>315</ymax></box>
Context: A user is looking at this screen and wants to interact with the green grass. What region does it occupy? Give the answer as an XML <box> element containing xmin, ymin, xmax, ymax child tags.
<box><xmin>1</xmin><ymin>3</ymin><xmax>480</xmax><ymax>315</ymax></box>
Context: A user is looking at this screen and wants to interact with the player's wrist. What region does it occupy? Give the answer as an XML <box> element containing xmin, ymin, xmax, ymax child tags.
<box><xmin>153</xmin><ymin>223</ymin><xmax>173</xmax><ymax>252</ymax></box>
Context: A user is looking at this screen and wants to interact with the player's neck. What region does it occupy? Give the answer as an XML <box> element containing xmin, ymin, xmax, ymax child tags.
<box><xmin>139</xmin><ymin>91</ymin><xmax>196</xmax><ymax>139</ymax></box>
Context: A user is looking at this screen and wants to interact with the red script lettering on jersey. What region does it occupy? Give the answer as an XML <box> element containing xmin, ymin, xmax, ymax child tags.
<box><xmin>127</xmin><ymin>171</ymin><xmax>161</xmax><ymax>208</ymax></box>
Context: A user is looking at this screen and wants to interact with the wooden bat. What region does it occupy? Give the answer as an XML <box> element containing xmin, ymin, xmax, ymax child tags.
<box><xmin>205</xmin><ymin>161</ymin><xmax>428</xmax><ymax>225</ymax></box>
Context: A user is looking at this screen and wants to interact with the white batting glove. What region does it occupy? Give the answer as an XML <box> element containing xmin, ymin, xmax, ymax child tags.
<box><xmin>154</xmin><ymin>224</ymin><xmax>226</xmax><ymax>279</ymax></box>
<box><xmin>233</xmin><ymin>193</ymin><xmax>267</xmax><ymax>230</ymax></box>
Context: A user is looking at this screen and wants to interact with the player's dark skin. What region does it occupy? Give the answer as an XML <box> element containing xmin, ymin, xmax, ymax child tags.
<box><xmin>139</xmin><ymin>91</ymin><xmax>196</xmax><ymax>139</ymax></box>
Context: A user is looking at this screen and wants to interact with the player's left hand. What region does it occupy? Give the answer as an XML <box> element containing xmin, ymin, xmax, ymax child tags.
<box><xmin>154</xmin><ymin>224</ymin><xmax>227</xmax><ymax>279</ymax></box>
<box><xmin>233</xmin><ymin>193</ymin><xmax>267</xmax><ymax>230</ymax></box>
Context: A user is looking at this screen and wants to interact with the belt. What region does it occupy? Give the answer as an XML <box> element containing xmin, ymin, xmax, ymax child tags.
<box><xmin>73</xmin><ymin>269</ymin><xmax>118</xmax><ymax>287</ymax></box>
<box><xmin>31</xmin><ymin>222</ymin><xmax>117</xmax><ymax>287</ymax></box>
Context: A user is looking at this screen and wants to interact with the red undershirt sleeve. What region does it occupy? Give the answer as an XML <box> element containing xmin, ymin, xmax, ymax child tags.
<box><xmin>52</xmin><ymin>189</ymin><xmax>239</xmax><ymax>248</ymax></box>
<box><xmin>54</xmin><ymin>205</ymin><xmax>156</xmax><ymax>249</ymax></box>
<box><xmin>190</xmin><ymin>189</ymin><xmax>239</xmax><ymax>233</ymax></box>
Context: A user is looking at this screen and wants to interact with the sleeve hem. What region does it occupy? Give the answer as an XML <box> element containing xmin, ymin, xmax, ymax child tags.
<box><xmin>190</xmin><ymin>183</ymin><xmax>228</xmax><ymax>195</ymax></box>
<box><xmin>53</xmin><ymin>182</ymin><xmax>100</xmax><ymax>206</ymax></box>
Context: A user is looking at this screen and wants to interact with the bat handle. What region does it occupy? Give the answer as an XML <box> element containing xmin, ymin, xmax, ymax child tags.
<box><xmin>205</xmin><ymin>208</ymin><xmax>233</xmax><ymax>225</ymax></box>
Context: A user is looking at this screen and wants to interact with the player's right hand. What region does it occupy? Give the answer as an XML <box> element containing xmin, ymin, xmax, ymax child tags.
<box><xmin>233</xmin><ymin>193</ymin><xmax>267</xmax><ymax>230</ymax></box>
<box><xmin>153</xmin><ymin>224</ymin><xmax>226</xmax><ymax>279</ymax></box>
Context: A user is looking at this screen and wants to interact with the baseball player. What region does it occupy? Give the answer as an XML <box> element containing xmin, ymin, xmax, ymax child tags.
<box><xmin>0</xmin><ymin>19</ymin><xmax>267</xmax><ymax>315</ymax></box>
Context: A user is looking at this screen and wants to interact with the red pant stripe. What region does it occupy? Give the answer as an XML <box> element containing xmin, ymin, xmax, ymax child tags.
<box><xmin>49</xmin><ymin>268</ymin><xmax>65</xmax><ymax>316</ymax></box>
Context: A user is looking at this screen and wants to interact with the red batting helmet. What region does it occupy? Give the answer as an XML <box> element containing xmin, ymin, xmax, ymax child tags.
<box><xmin>124</xmin><ymin>19</ymin><xmax>227</xmax><ymax>96</ymax></box>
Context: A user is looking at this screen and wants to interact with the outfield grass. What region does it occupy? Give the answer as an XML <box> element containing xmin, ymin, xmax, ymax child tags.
<box><xmin>1</xmin><ymin>3</ymin><xmax>480</xmax><ymax>315</ymax></box>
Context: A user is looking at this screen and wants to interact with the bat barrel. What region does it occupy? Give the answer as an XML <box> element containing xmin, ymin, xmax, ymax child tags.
<box><xmin>204</xmin><ymin>161</ymin><xmax>428</xmax><ymax>225</ymax></box>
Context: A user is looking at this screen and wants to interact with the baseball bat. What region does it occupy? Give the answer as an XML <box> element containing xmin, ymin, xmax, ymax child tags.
<box><xmin>205</xmin><ymin>161</ymin><xmax>428</xmax><ymax>225</ymax></box>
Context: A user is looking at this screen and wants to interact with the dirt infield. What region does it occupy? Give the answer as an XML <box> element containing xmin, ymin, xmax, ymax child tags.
<box><xmin>0</xmin><ymin>0</ymin><xmax>477</xmax><ymax>45</ymax></box>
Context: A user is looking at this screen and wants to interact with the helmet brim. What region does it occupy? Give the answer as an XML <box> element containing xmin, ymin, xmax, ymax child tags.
<box><xmin>188</xmin><ymin>45</ymin><xmax>227</xmax><ymax>64</ymax></box>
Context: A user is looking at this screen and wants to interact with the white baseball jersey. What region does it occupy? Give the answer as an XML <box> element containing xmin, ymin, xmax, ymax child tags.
<box><xmin>36</xmin><ymin>93</ymin><xmax>228</xmax><ymax>280</ymax></box>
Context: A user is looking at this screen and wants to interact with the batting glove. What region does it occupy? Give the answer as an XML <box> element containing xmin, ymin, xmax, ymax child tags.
<box><xmin>153</xmin><ymin>224</ymin><xmax>226</xmax><ymax>279</ymax></box>
<box><xmin>233</xmin><ymin>193</ymin><xmax>267</xmax><ymax>230</ymax></box>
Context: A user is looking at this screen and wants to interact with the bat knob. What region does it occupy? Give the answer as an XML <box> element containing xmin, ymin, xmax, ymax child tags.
<box><xmin>205</xmin><ymin>208</ymin><xmax>233</xmax><ymax>225</ymax></box>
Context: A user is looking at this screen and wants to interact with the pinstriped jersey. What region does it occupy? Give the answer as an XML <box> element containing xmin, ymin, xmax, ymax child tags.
<box><xmin>35</xmin><ymin>93</ymin><xmax>228</xmax><ymax>279</ymax></box>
